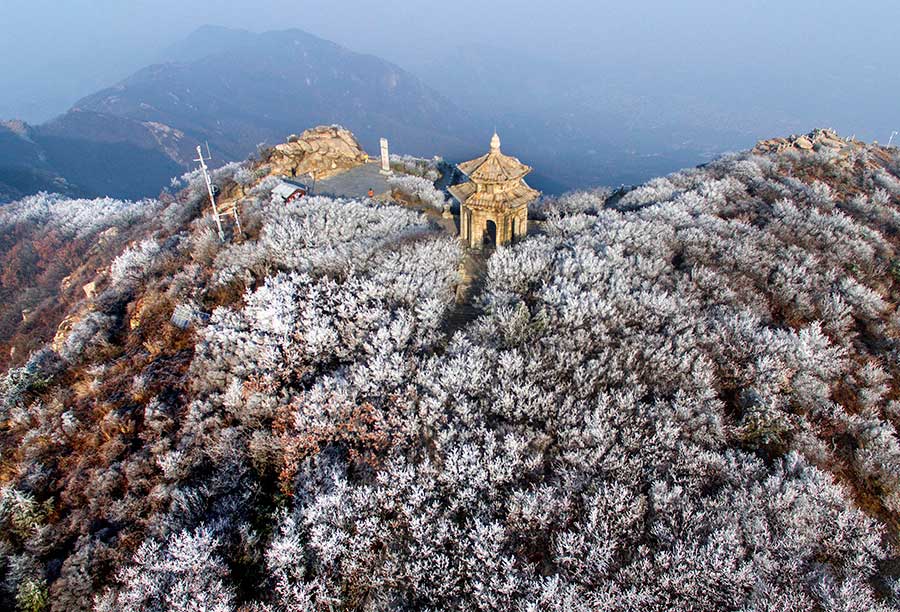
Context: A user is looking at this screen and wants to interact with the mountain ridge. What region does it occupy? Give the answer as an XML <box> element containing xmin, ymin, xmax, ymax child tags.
<box><xmin>0</xmin><ymin>26</ymin><xmax>482</xmax><ymax>203</ymax></box>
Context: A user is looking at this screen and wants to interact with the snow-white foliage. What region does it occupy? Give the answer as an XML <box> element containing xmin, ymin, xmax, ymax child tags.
<box><xmin>171</xmin><ymin>161</ymin><xmax>246</xmax><ymax>195</ymax></box>
<box><xmin>109</xmin><ymin>239</ymin><xmax>162</xmax><ymax>289</ymax></box>
<box><xmin>389</xmin><ymin>154</ymin><xmax>441</xmax><ymax>181</ymax></box>
<box><xmin>106</xmin><ymin>150</ymin><xmax>899</xmax><ymax>610</ymax></box>
<box><xmin>0</xmin><ymin>192</ymin><xmax>161</xmax><ymax>239</ymax></box>
<box><xmin>58</xmin><ymin>313</ymin><xmax>114</xmax><ymax>363</ymax></box>
<box><xmin>616</xmin><ymin>177</ymin><xmax>678</xmax><ymax>210</ymax></box>
<box><xmin>387</xmin><ymin>174</ymin><xmax>447</xmax><ymax>210</ymax></box>
<box><xmin>212</xmin><ymin>195</ymin><xmax>436</xmax><ymax>283</ymax></box>
<box><xmin>94</xmin><ymin>527</ymin><xmax>235</xmax><ymax>612</ymax></box>
<box><xmin>197</xmin><ymin>226</ymin><xmax>460</xmax><ymax>390</ymax></box>
<box><xmin>7</xmin><ymin>145</ymin><xmax>900</xmax><ymax>611</ymax></box>
<box><xmin>532</xmin><ymin>187</ymin><xmax>612</xmax><ymax>217</ymax></box>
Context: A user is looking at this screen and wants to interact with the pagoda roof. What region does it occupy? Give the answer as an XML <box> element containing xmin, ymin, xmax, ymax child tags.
<box><xmin>448</xmin><ymin>181</ymin><xmax>475</xmax><ymax>203</ymax></box>
<box><xmin>457</xmin><ymin>133</ymin><xmax>532</xmax><ymax>183</ymax></box>
<box><xmin>449</xmin><ymin>180</ymin><xmax>539</xmax><ymax>212</ymax></box>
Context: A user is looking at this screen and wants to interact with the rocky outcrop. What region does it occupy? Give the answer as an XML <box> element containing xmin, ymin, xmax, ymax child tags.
<box><xmin>51</xmin><ymin>313</ymin><xmax>83</xmax><ymax>354</ymax></box>
<box><xmin>0</xmin><ymin>119</ymin><xmax>35</xmax><ymax>142</ymax></box>
<box><xmin>266</xmin><ymin>125</ymin><xmax>369</xmax><ymax>179</ymax></box>
<box><xmin>754</xmin><ymin>128</ymin><xmax>851</xmax><ymax>155</ymax></box>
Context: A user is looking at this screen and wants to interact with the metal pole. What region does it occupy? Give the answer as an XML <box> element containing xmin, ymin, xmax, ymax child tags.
<box><xmin>195</xmin><ymin>145</ymin><xmax>225</xmax><ymax>242</ymax></box>
<box><xmin>232</xmin><ymin>207</ymin><xmax>243</xmax><ymax>238</ymax></box>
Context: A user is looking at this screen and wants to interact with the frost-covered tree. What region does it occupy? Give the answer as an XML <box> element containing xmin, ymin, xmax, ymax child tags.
<box><xmin>387</xmin><ymin>174</ymin><xmax>448</xmax><ymax>210</ymax></box>
<box><xmin>94</xmin><ymin>527</ymin><xmax>235</xmax><ymax>612</ymax></box>
<box><xmin>3</xmin><ymin>133</ymin><xmax>900</xmax><ymax>611</ymax></box>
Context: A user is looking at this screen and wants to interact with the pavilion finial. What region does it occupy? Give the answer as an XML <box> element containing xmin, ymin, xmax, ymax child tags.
<box><xmin>490</xmin><ymin>131</ymin><xmax>501</xmax><ymax>151</ymax></box>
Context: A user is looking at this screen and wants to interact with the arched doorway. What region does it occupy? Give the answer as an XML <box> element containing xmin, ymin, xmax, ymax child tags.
<box><xmin>484</xmin><ymin>220</ymin><xmax>497</xmax><ymax>247</ymax></box>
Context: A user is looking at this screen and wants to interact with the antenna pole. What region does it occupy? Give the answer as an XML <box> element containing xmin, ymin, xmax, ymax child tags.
<box><xmin>232</xmin><ymin>204</ymin><xmax>243</xmax><ymax>238</ymax></box>
<box><xmin>195</xmin><ymin>145</ymin><xmax>225</xmax><ymax>242</ymax></box>
<box><xmin>890</xmin><ymin>131</ymin><xmax>898</xmax><ymax>147</ymax></box>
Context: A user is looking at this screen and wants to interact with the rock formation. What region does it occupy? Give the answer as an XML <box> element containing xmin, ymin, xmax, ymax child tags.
<box><xmin>754</xmin><ymin>128</ymin><xmax>851</xmax><ymax>155</ymax></box>
<box><xmin>266</xmin><ymin>125</ymin><xmax>369</xmax><ymax>179</ymax></box>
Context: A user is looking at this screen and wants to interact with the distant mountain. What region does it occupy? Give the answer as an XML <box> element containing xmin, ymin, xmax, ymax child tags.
<box><xmin>0</xmin><ymin>26</ymin><xmax>481</xmax><ymax>203</ymax></box>
<box><xmin>0</xmin><ymin>121</ymin><xmax>70</xmax><ymax>201</ymax></box>
<box><xmin>0</xmin><ymin>114</ymin><xmax>188</xmax><ymax>202</ymax></box>
<box><xmin>74</xmin><ymin>26</ymin><xmax>478</xmax><ymax>161</ymax></box>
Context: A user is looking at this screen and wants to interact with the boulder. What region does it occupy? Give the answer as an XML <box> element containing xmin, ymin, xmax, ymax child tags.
<box><xmin>754</xmin><ymin>138</ymin><xmax>789</xmax><ymax>153</ymax></box>
<box><xmin>83</xmin><ymin>281</ymin><xmax>97</xmax><ymax>300</ymax></box>
<box><xmin>794</xmin><ymin>136</ymin><xmax>814</xmax><ymax>150</ymax></box>
<box><xmin>754</xmin><ymin>129</ymin><xmax>848</xmax><ymax>155</ymax></box>
<box><xmin>268</xmin><ymin>125</ymin><xmax>369</xmax><ymax>179</ymax></box>
<box><xmin>51</xmin><ymin>313</ymin><xmax>81</xmax><ymax>353</ymax></box>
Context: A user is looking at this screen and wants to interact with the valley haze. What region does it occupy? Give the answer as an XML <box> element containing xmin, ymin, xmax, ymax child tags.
<box><xmin>1</xmin><ymin>1</ymin><xmax>898</xmax><ymax>196</ymax></box>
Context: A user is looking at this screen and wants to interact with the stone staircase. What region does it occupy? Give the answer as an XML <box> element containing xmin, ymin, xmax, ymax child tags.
<box><xmin>442</xmin><ymin>248</ymin><xmax>490</xmax><ymax>337</ymax></box>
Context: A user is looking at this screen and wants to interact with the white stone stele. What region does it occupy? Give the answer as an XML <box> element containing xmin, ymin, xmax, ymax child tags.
<box><xmin>380</xmin><ymin>137</ymin><xmax>392</xmax><ymax>175</ymax></box>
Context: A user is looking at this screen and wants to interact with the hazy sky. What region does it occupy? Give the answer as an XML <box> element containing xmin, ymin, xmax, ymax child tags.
<box><xmin>2</xmin><ymin>0</ymin><xmax>898</xmax><ymax>142</ymax></box>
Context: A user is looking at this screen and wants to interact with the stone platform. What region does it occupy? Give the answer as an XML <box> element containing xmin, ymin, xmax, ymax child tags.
<box><xmin>304</xmin><ymin>163</ymin><xmax>393</xmax><ymax>200</ymax></box>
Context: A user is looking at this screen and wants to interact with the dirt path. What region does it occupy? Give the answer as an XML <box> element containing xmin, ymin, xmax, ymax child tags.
<box><xmin>442</xmin><ymin>247</ymin><xmax>490</xmax><ymax>337</ymax></box>
<box><xmin>383</xmin><ymin>182</ymin><xmax>491</xmax><ymax>338</ymax></box>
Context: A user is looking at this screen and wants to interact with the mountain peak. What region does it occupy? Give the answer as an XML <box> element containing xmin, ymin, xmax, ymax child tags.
<box><xmin>159</xmin><ymin>25</ymin><xmax>331</xmax><ymax>64</ymax></box>
<box><xmin>0</xmin><ymin>27</ymin><xmax>477</xmax><ymax>203</ymax></box>
<box><xmin>159</xmin><ymin>25</ymin><xmax>258</xmax><ymax>63</ymax></box>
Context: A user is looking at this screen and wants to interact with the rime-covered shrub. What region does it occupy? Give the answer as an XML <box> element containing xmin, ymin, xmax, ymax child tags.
<box><xmin>162</xmin><ymin>145</ymin><xmax>900</xmax><ymax>609</ymax></box>
<box><xmin>0</xmin><ymin>193</ymin><xmax>161</xmax><ymax>240</ymax></box>
<box><xmin>170</xmin><ymin>162</ymin><xmax>246</xmax><ymax>202</ymax></box>
<box><xmin>615</xmin><ymin>177</ymin><xmax>678</xmax><ymax>210</ymax></box>
<box><xmin>57</xmin><ymin>313</ymin><xmax>114</xmax><ymax>363</ymax></box>
<box><xmin>389</xmin><ymin>154</ymin><xmax>442</xmax><ymax>181</ymax></box>
<box><xmin>211</xmin><ymin>196</ymin><xmax>435</xmax><ymax>284</ymax></box>
<box><xmin>533</xmin><ymin>187</ymin><xmax>611</xmax><ymax>217</ymax></box>
<box><xmin>387</xmin><ymin>174</ymin><xmax>447</xmax><ymax>210</ymax></box>
<box><xmin>94</xmin><ymin>527</ymin><xmax>235</xmax><ymax>612</ymax></box>
<box><xmin>109</xmin><ymin>239</ymin><xmax>161</xmax><ymax>289</ymax></box>
<box><xmin>4</xmin><ymin>138</ymin><xmax>900</xmax><ymax>612</ymax></box>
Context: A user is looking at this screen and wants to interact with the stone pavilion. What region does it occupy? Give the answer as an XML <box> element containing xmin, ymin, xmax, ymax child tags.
<box><xmin>449</xmin><ymin>133</ymin><xmax>540</xmax><ymax>249</ymax></box>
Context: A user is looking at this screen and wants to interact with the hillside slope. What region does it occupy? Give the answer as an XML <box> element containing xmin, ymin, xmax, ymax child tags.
<box><xmin>2</xmin><ymin>130</ymin><xmax>900</xmax><ymax>610</ymax></box>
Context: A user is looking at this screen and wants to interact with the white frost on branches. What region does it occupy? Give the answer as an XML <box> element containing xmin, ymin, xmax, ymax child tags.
<box><xmin>387</xmin><ymin>174</ymin><xmax>448</xmax><ymax>210</ymax></box>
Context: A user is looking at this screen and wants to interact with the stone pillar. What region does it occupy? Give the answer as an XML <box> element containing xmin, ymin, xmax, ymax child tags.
<box><xmin>460</xmin><ymin>208</ymin><xmax>469</xmax><ymax>242</ymax></box>
<box><xmin>470</xmin><ymin>213</ymin><xmax>484</xmax><ymax>249</ymax></box>
<box><xmin>380</xmin><ymin>138</ymin><xmax>392</xmax><ymax>175</ymax></box>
